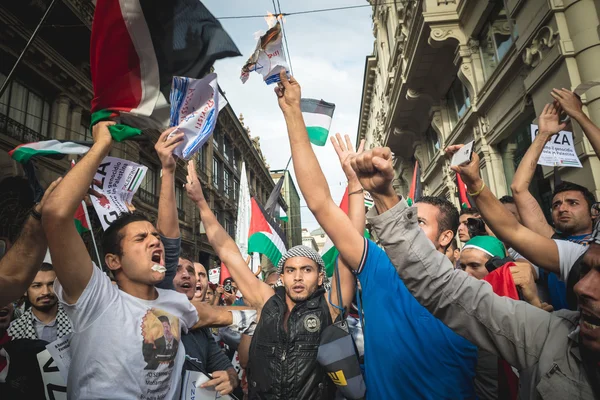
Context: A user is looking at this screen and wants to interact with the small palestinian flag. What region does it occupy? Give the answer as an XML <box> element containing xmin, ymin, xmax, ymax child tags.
<box><xmin>279</xmin><ymin>208</ymin><xmax>288</xmax><ymax>222</ymax></box>
<box><xmin>248</xmin><ymin>198</ymin><xmax>287</xmax><ymax>266</ymax></box>
<box><xmin>364</xmin><ymin>191</ymin><xmax>374</xmax><ymax>209</ymax></box>
<box><xmin>74</xmin><ymin>201</ymin><xmax>91</xmax><ymax>234</ymax></box>
<box><xmin>301</xmin><ymin>98</ymin><xmax>335</xmax><ymax>146</ymax></box>
<box><xmin>9</xmin><ymin>140</ymin><xmax>90</xmax><ymax>163</ymax></box>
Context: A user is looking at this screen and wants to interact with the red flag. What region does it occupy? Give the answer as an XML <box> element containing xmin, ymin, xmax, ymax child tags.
<box><xmin>219</xmin><ymin>262</ymin><xmax>232</xmax><ymax>285</ymax></box>
<box><xmin>456</xmin><ymin>173</ymin><xmax>472</xmax><ymax>208</ymax></box>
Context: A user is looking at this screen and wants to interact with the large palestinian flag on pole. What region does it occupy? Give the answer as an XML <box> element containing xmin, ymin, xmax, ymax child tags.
<box><xmin>90</xmin><ymin>0</ymin><xmax>240</xmax><ymax>130</ymax></box>
<box><xmin>248</xmin><ymin>198</ymin><xmax>287</xmax><ymax>267</ymax></box>
<box><xmin>300</xmin><ymin>98</ymin><xmax>335</xmax><ymax>146</ymax></box>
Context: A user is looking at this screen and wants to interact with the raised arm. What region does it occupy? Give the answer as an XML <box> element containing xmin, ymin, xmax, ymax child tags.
<box><xmin>351</xmin><ymin>148</ymin><xmax>556</xmax><ymax>371</ymax></box>
<box><xmin>510</xmin><ymin>104</ymin><xmax>565</xmax><ymax>238</ymax></box>
<box><xmin>552</xmin><ymin>88</ymin><xmax>600</xmax><ymax>158</ymax></box>
<box><xmin>191</xmin><ymin>301</ymin><xmax>253</xmax><ymax>329</ymax></box>
<box><xmin>42</xmin><ymin>122</ymin><xmax>114</xmax><ymax>304</ymax></box>
<box><xmin>155</xmin><ymin>128</ymin><xmax>184</xmax><ymax>238</ymax></box>
<box><xmin>327</xmin><ymin>134</ymin><xmax>365</xmax><ymax>313</ymax></box>
<box><xmin>0</xmin><ymin>178</ymin><xmax>60</xmax><ymax>306</ymax></box>
<box><xmin>155</xmin><ymin>128</ymin><xmax>184</xmax><ymax>289</ymax></box>
<box><xmin>275</xmin><ymin>70</ymin><xmax>368</xmax><ymax>270</ymax></box>
<box><xmin>447</xmin><ymin>145</ymin><xmax>560</xmax><ymax>274</ymax></box>
<box><xmin>185</xmin><ymin>160</ymin><xmax>273</xmax><ymax>308</ymax></box>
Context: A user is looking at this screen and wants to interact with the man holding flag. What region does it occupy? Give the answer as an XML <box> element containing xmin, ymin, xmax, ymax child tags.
<box><xmin>276</xmin><ymin>69</ymin><xmax>478</xmax><ymax>399</ymax></box>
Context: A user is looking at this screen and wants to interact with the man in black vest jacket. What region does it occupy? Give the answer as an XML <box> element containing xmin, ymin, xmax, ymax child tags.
<box><xmin>184</xmin><ymin>159</ymin><xmax>358</xmax><ymax>400</ymax></box>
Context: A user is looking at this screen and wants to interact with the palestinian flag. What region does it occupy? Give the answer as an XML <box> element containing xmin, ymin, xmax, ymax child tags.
<box><xmin>9</xmin><ymin>140</ymin><xmax>90</xmax><ymax>163</ymax></box>
<box><xmin>279</xmin><ymin>208</ymin><xmax>288</xmax><ymax>222</ymax></box>
<box><xmin>90</xmin><ymin>0</ymin><xmax>240</xmax><ymax>130</ymax></box>
<box><xmin>320</xmin><ymin>188</ymin><xmax>370</xmax><ymax>277</ymax></box>
<box><xmin>74</xmin><ymin>201</ymin><xmax>91</xmax><ymax>234</ymax></box>
<box><xmin>248</xmin><ymin>198</ymin><xmax>287</xmax><ymax>267</ymax></box>
<box><xmin>407</xmin><ymin>160</ymin><xmax>422</xmax><ymax>205</ymax></box>
<box><xmin>456</xmin><ymin>173</ymin><xmax>472</xmax><ymax>209</ymax></box>
<box><xmin>300</xmin><ymin>98</ymin><xmax>335</xmax><ymax>146</ymax></box>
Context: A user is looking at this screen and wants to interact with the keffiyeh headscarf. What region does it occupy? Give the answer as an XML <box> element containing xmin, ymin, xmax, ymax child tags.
<box><xmin>276</xmin><ymin>245</ymin><xmax>330</xmax><ymax>290</ymax></box>
<box><xmin>591</xmin><ymin>218</ymin><xmax>600</xmax><ymax>245</ymax></box>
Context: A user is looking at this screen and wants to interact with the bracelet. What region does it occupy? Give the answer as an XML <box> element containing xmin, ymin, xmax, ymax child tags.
<box><xmin>467</xmin><ymin>181</ymin><xmax>486</xmax><ymax>197</ymax></box>
<box><xmin>348</xmin><ymin>188</ymin><xmax>364</xmax><ymax>196</ymax></box>
<box><xmin>30</xmin><ymin>204</ymin><xmax>42</xmax><ymax>221</ymax></box>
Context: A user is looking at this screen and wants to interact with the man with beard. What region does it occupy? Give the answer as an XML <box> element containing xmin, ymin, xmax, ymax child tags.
<box><xmin>7</xmin><ymin>263</ymin><xmax>72</xmax><ymax>342</ymax></box>
<box><xmin>184</xmin><ymin>158</ymin><xmax>356</xmax><ymax>400</ymax></box>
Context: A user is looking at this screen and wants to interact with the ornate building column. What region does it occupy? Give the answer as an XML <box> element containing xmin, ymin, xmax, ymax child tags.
<box><xmin>50</xmin><ymin>95</ymin><xmax>71</xmax><ymax>141</ymax></box>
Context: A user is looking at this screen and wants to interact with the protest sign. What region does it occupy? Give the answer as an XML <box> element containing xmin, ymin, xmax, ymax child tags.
<box><xmin>90</xmin><ymin>156</ymin><xmax>148</xmax><ymax>230</ymax></box>
<box><xmin>181</xmin><ymin>370</ymin><xmax>232</xmax><ymax>400</ymax></box>
<box><xmin>208</xmin><ymin>267</ymin><xmax>220</xmax><ymax>285</ymax></box>
<box><xmin>530</xmin><ymin>125</ymin><xmax>582</xmax><ymax>168</ymax></box>
<box><xmin>36</xmin><ymin>350</ymin><xmax>67</xmax><ymax>400</ymax></box>
<box><xmin>241</xmin><ymin>21</ymin><xmax>289</xmax><ymax>85</ymax></box>
<box><xmin>46</xmin><ymin>333</ymin><xmax>72</xmax><ymax>384</ymax></box>
<box><xmin>169</xmin><ymin>73</ymin><xmax>226</xmax><ymax>160</ymax></box>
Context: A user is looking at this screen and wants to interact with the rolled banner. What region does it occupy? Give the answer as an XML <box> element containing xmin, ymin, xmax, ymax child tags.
<box><xmin>168</xmin><ymin>73</ymin><xmax>227</xmax><ymax>160</ymax></box>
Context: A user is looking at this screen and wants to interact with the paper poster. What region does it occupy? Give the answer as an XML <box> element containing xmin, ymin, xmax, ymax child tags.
<box><xmin>36</xmin><ymin>349</ymin><xmax>67</xmax><ymax>400</ymax></box>
<box><xmin>530</xmin><ymin>125</ymin><xmax>582</xmax><ymax>168</ymax></box>
<box><xmin>90</xmin><ymin>156</ymin><xmax>148</xmax><ymax>230</ymax></box>
<box><xmin>240</xmin><ymin>20</ymin><xmax>289</xmax><ymax>85</ymax></box>
<box><xmin>46</xmin><ymin>333</ymin><xmax>72</xmax><ymax>384</ymax></box>
<box><xmin>181</xmin><ymin>370</ymin><xmax>231</xmax><ymax>400</ymax></box>
<box><xmin>169</xmin><ymin>74</ymin><xmax>227</xmax><ymax>160</ymax></box>
<box><xmin>209</xmin><ymin>267</ymin><xmax>220</xmax><ymax>285</ymax></box>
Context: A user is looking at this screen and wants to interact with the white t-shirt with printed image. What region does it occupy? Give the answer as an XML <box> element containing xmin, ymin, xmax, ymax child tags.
<box><xmin>54</xmin><ymin>266</ymin><xmax>198</xmax><ymax>399</ymax></box>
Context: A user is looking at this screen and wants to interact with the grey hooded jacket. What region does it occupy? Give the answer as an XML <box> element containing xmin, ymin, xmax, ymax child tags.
<box><xmin>367</xmin><ymin>198</ymin><xmax>597</xmax><ymax>400</ymax></box>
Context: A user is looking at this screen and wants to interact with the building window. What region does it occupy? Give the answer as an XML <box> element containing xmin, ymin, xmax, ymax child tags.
<box><xmin>223</xmin><ymin>170</ymin><xmax>230</xmax><ymax>198</ymax></box>
<box><xmin>213</xmin><ymin>128</ymin><xmax>220</xmax><ymax>151</ymax></box>
<box><xmin>233</xmin><ymin>179</ymin><xmax>239</xmax><ymax>201</ymax></box>
<box><xmin>213</xmin><ymin>157</ymin><xmax>220</xmax><ymax>188</ymax></box>
<box><xmin>232</xmin><ymin>150</ymin><xmax>238</xmax><ymax>171</ymax></box>
<box><xmin>76</xmin><ymin>123</ymin><xmax>92</xmax><ymax>142</ymax></box>
<box><xmin>140</xmin><ymin>164</ymin><xmax>158</xmax><ymax>194</ymax></box>
<box><xmin>175</xmin><ymin>184</ymin><xmax>185</xmax><ymax>220</ymax></box>
<box><xmin>446</xmin><ymin>77</ymin><xmax>471</xmax><ymax>127</ymax></box>
<box><xmin>479</xmin><ymin>4</ymin><xmax>517</xmax><ymax>80</ymax></box>
<box><xmin>425</xmin><ymin>126</ymin><xmax>440</xmax><ymax>162</ymax></box>
<box><xmin>0</xmin><ymin>74</ymin><xmax>51</xmax><ymax>138</ymax></box>
<box><xmin>223</xmin><ymin>137</ymin><xmax>230</xmax><ymax>162</ymax></box>
<box><xmin>198</xmin><ymin>143</ymin><xmax>206</xmax><ymax>170</ymax></box>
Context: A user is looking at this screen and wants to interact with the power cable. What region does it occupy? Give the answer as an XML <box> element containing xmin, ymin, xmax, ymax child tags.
<box><xmin>274</xmin><ymin>0</ymin><xmax>294</xmax><ymax>76</ymax></box>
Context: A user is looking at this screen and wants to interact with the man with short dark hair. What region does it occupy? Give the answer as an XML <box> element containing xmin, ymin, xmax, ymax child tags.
<box><xmin>194</xmin><ymin>262</ymin><xmax>209</xmax><ymax>301</ymax></box>
<box><xmin>416</xmin><ymin>196</ymin><xmax>460</xmax><ymax>252</ymax></box>
<box><xmin>458</xmin><ymin>207</ymin><xmax>481</xmax><ymax>243</ymax></box>
<box><xmin>445</xmin><ymin>239</ymin><xmax>460</xmax><ymax>266</ymax></box>
<box><xmin>42</xmin><ymin>123</ymin><xmax>205</xmax><ymax>398</ymax></box>
<box><xmin>8</xmin><ymin>263</ymin><xmax>72</xmax><ymax>343</ymax></box>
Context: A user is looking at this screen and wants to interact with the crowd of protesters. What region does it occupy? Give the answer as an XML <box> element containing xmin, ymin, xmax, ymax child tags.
<box><xmin>0</xmin><ymin>69</ymin><xmax>599</xmax><ymax>399</ymax></box>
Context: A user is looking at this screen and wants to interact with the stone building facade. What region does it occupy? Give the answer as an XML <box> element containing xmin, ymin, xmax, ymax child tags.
<box><xmin>0</xmin><ymin>0</ymin><xmax>283</xmax><ymax>269</ymax></box>
<box><xmin>358</xmin><ymin>0</ymin><xmax>600</xmax><ymax>213</ymax></box>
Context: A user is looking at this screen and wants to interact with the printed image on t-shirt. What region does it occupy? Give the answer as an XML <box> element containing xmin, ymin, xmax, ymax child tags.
<box><xmin>141</xmin><ymin>309</ymin><xmax>180</xmax><ymax>371</ymax></box>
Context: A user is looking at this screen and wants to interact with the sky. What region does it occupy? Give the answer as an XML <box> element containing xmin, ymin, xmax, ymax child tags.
<box><xmin>203</xmin><ymin>0</ymin><xmax>374</xmax><ymax>232</ymax></box>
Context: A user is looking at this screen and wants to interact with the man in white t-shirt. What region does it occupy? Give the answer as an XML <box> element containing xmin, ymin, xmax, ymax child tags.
<box><xmin>41</xmin><ymin>122</ymin><xmax>204</xmax><ymax>399</ymax></box>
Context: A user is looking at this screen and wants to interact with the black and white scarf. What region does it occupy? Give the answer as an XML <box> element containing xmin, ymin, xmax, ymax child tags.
<box><xmin>7</xmin><ymin>304</ymin><xmax>72</xmax><ymax>341</ymax></box>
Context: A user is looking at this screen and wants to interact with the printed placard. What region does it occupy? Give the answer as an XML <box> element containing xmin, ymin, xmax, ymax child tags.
<box><xmin>530</xmin><ymin>125</ymin><xmax>582</xmax><ymax>168</ymax></box>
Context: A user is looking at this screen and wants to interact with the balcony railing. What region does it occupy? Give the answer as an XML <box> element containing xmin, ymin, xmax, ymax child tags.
<box><xmin>138</xmin><ymin>188</ymin><xmax>159</xmax><ymax>208</ymax></box>
<box><xmin>0</xmin><ymin>113</ymin><xmax>48</xmax><ymax>143</ymax></box>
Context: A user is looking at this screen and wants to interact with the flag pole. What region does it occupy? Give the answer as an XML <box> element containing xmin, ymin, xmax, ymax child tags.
<box><xmin>82</xmin><ymin>201</ymin><xmax>103</xmax><ymax>270</ymax></box>
<box><xmin>0</xmin><ymin>0</ymin><xmax>58</xmax><ymax>99</ymax></box>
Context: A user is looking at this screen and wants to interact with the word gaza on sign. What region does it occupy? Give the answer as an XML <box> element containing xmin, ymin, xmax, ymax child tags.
<box><xmin>530</xmin><ymin>124</ymin><xmax>582</xmax><ymax>168</ymax></box>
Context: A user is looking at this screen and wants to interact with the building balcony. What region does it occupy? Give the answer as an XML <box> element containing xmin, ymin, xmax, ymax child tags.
<box><xmin>0</xmin><ymin>113</ymin><xmax>48</xmax><ymax>144</ymax></box>
<box><xmin>138</xmin><ymin>188</ymin><xmax>159</xmax><ymax>209</ymax></box>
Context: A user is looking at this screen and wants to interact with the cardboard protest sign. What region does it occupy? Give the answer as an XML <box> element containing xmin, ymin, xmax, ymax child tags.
<box><xmin>90</xmin><ymin>157</ymin><xmax>148</xmax><ymax>230</ymax></box>
<box><xmin>240</xmin><ymin>20</ymin><xmax>289</xmax><ymax>85</ymax></box>
<box><xmin>168</xmin><ymin>73</ymin><xmax>226</xmax><ymax>160</ymax></box>
<box><xmin>530</xmin><ymin>124</ymin><xmax>582</xmax><ymax>168</ymax></box>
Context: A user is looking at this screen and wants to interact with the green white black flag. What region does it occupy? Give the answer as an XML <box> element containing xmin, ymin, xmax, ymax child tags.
<box><xmin>301</xmin><ymin>98</ymin><xmax>335</xmax><ymax>146</ymax></box>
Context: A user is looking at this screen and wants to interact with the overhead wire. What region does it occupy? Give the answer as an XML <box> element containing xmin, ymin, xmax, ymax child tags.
<box><xmin>274</xmin><ymin>0</ymin><xmax>294</xmax><ymax>76</ymax></box>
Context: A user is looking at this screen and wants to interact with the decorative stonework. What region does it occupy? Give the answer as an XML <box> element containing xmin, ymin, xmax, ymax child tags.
<box><xmin>523</xmin><ymin>26</ymin><xmax>559</xmax><ymax>68</ymax></box>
